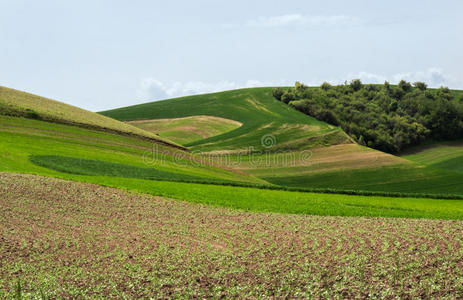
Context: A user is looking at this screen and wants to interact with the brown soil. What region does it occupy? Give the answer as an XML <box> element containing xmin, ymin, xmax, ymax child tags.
<box><xmin>1</xmin><ymin>172</ymin><xmax>463</xmax><ymax>298</ymax></box>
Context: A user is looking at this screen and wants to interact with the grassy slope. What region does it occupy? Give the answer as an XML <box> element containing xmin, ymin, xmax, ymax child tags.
<box><xmin>127</xmin><ymin>115</ymin><xmax>242</xmax><ymax>145</ymax></box>
<box><xmin>268</xmin><ymin>165</ymin><xmax>463</xmax><ymax>194</ymax></box>
<box><xmin>401</xmin><ymin>139</ymin><xmax>463</xmax><ymax>173</ymax></box>
<box><xmin>0</xmin><ymin>116</ymin><xmax>262</xmax><ymax>184</ymax></box>
<box><xmin>100</xmin><ymin>88</ymin><xmax>349</xmax><ymax>152</ymax></box>
<box><xmin>0</xmin><ymin>86</ymin><xmax>182</xmax><ymax>148</ymax></box>
<box><xmin>2</xmin><ymin>116</ymin><xmax>463</xmax><ymax>219</ymax></box>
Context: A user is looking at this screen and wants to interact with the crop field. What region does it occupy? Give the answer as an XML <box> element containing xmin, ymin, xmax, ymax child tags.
<box><xmin>210</xmin><ymin>144</ymin><xmax>405</xmax><ymax>177</ymax></box>
<box><xmin>264</xmin><ymin>164</ymin><xmax>463</xmax><ymax>195</ymax></box>
<box><xmin>100</xmin><ymin>88</ymin><xmax>349</xmax><ymax>152</ymax></box>
<box><xmin>0</xmin><ymin>86</ymin><xmax>178</xmax><ymax>146</ymax></box>
<box><xmin>0</xmin><ymin>116</ymin><xmax>261</xmax><ymax>185</ymax></box>
<box><xmin>2</xmin><ymin>173</ymin><xmax>463</xmax><ymax>298</ymax></box>
<box><xmin>2</xmin><ymin>87</ymin><xmax>463</xmax><ymax>298</ymax></box>
<box><xmin>101</xmin><ymin>88</ymin><xmax>463</xmax><ymax>196</ymax></box>
<box><xmin>4</xmin><ymin>116</ymin><xmax>463</xmax><ymax>219</ymax></box>
<box><xmin>402</xmin><ymin>139</ymin><xmax>463</xmax><ymax>173</ymax></box>
<box><xmin>3</xmin><ymin>2</ymin><xmax>463</xmax><ymax>297</ymax></box>
<box><xmin>127</xmin><ymin>115</ymin><xmax>242</xmax><ymax>145</ymax></box>
<box><xmin>200</xmin><ymin>143</ymin><xmax>463</xmax><ymax>195</ymax></box>
<box><xmin>29</xmin><ymin>155</ymin><xmax>239</xmax><ymax>185</ymax></box>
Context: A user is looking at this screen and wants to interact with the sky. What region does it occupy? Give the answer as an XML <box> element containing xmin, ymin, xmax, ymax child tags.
<box><xmin>1</xmin><ymin>0</ymin><xmax>462</xmax><ymax>111</ymax></box>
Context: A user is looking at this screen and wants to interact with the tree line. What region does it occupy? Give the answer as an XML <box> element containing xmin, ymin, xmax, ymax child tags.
<box><xmin>272</xmin><ymin>80</ymin><xmax>463</xmax><ymax>153</ymax></box>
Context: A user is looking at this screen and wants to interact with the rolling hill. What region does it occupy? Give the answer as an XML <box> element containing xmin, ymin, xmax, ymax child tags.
<box><xmin>101</xmin><ymin>87</ymin><xmax>463</xmax><ymax>195</ymax></box>
<box><xmin>2</xmin><ymin>86</ymin><xmax>462</xmax><ymax>214</ymax></box>
<box><xmin>0</xmin><ymin>87</ymin><xmax>265</xmax><ymax>186</ymax></box>
<box><xmin>0</xmin><ymin>86</ymin><xmax>183</xmax><ymax>149</ymax></box>
<box><xmin>401</xmin><ymin>139</ymin><xmax>463</xmax><ymax>173</ymax></box>
<box><xmin>3</xmin><ymin>85</ymin><xmax>463</xmax><ymax>299</ymax></box>
<box><xmin>100</xmin><ymin>88</ymin><xmax>351</xmax><ymax>152</ymax></box>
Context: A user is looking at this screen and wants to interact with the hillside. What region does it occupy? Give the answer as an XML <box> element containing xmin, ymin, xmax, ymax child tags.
<box><xmin>0</xmin><ymin>115</ymin><xmax>265</xmax><ymax>185</ymax></box>
<box><xmin>100</xmin><ymin>88</ymin><xmax>350</xmax><ymax>152</ymax></box>
<box><xmin>101</xmin><ymin>87</ymin><xmax>463</xmax><ymax>195</ymax></box>
<box><xmin>3</xmin><ymin>87</ymin><xmax>463</xmax><ymax>299</ymax></box>
<box><xmin>0</xmin><ymin>86</ymin><xmax>183</xmax><ymax>149</ymax></box>
<box><xmin>401</xmin><ymin>139</ymin><xmax>463</xmax><ymax>173</ymax></box>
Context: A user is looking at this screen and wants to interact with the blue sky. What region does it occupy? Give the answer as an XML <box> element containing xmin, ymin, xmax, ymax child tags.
<box><xmin>1</xmin><ymin>0</ymin><xmax>462</xmax><ymax>111</ymax></box>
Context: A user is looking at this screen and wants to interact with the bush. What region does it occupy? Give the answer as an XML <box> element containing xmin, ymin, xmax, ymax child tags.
<box><xmin>272</xmin><ymin>88</ymin><xmax>284</xmax><ymax>101</ymax></box>
<box><xmin>24</xmin><ymin>109</ymin><xmax>40</xmax><ymax>119</ymax></box>
<box><xmin>280</xmin><ymin>91</ymin><xmax>295</xmax><ymax>104</ymax></box>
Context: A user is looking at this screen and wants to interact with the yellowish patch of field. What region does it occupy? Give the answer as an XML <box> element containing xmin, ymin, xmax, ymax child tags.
<box><xmin>203</xmin><ymin>143</ymin><xmax>408</xmax><ymax>178</ymax></box>
<box><xmin>128</xmin><ymin>115</ymin><xmax>242</xmax><ymax>145</ymax></box>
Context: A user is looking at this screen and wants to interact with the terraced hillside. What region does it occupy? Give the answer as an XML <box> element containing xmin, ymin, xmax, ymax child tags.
<box><xmin>101</xmin><ymin>88</ymin><xmax>350</xmax><ymax>152</ymax></box>
<box><xmin>0</xmin><ymin>86</ymin><xmax>182</xmax><ymax>148</ymax></box>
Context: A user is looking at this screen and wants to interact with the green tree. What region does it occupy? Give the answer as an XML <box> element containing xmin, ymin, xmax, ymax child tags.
<box><xmin>350</xmin><ymin>79</ymin><xmax>363</xmax><ymax>92</ymax></box>
<box><xmin>398</xmin><ymin>80</ymin><xmax>412</xmax><ymax>92</ymax></box>
<box><xmin>413</xmin><ymin>81</ymin><xmax>427</xmax><ymax>91</ymax></box>
<box><xmin>280</xmin><ymin>90</ymin><xmax>296</xmax><ymax>104</ymax></box>
<box><xmin>272</xmin><ymin>80</ymin><xmax>463</xmax><ymax>153</ymax></box>
<box><xmin>321</xmin><ymin>82</ymin><xmax>332</xmax><ymax>91</ymax></box>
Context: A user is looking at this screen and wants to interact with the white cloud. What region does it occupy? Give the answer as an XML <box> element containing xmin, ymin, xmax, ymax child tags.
<box><xmin>136</xmin><ymin>79</ymin><xmax>292</xmax><ymax>101</ymax></box>
<box><xmin>237</xmin><ymin>14</ymin><xmax>363</xmax><ymax>29</ymax></box>
<box><xmin>137</xmin><ymin>69</ymin><xmax>461</xmax><ymax>102</ymax></box>
<box><xmin>345</xmin><ymin>68</ymin><xmax>462</xmax><ymax>88</ymax></box>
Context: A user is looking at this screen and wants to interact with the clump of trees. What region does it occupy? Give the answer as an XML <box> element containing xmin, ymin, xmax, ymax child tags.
<box><xmin>273</xmin><ymin>80</ymin><xmax>463</xmax><ymax>153</ymax></box>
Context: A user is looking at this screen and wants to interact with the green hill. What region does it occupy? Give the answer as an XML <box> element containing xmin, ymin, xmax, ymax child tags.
<box><xmin>0</xmin><ymin>86</ymin><xmax>183</xmax><ymax>149</ymax></box>
<box><xmin>101</xmin><ymin>87</ymin><xmax>463</xmax><ymax>196</ymax></box>
<box><xmin>0</xmin><ymin>116</ymin><xmax>263</xmax><ymax>184</ymax></box>
<box><xmin>5</xmin><ymin>87</ymin><xmax>463</xmax><ymax>220</ymax></box>
<box><xmin>100</xmin><ymin>88</ymin><xmax>350</xmax><ymax>152</ymax></box>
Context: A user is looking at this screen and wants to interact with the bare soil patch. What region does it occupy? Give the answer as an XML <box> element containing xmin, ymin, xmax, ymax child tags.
<box><xmin>1</xmin><ymin>172</ymin><xmax>463</xmax><ymax>298</ymax></box>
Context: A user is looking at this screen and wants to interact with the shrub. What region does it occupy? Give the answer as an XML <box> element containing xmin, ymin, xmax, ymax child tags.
<box><xmin>272</xmin><ymin>88</ymin><xmax>284</xmax><ymax>101</ymax></box>
<box><xmin>24</xmin><ymin>109</ymin><xmax>40</xmax><ymax>119</ymax></box>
